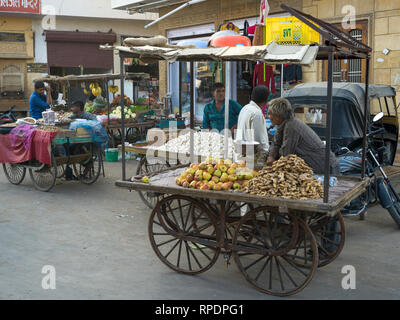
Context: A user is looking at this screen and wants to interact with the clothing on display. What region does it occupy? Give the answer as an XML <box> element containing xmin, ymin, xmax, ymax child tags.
<box><xmin>260</xmin><ymin>0</ymin><xmax>270</xmax><ymax>24</ymax></box>
<box><xmin>276</xmin><ymin>64</ymin><xmax>303</xmax><ymax>84</ymax></box>
<box><xmin>253</xmin><ymin>63</ymin><xmax>276</xmax><ymax>94</ymax></box>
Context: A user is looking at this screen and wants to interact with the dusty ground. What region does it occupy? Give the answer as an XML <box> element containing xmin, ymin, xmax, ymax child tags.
<box><xmin>0</xmin><ymin>160</ymin><xmax>399</xmax><ymax>300</ymax></box>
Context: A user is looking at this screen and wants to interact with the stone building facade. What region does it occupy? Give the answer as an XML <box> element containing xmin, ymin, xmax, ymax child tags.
<box><xmin>150</xmin><ymin>0</ymin><xmax>400</xmax><ymax>109</ymax></box>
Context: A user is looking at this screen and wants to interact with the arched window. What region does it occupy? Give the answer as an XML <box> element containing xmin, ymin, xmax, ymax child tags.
<box><xmin>1</xmin><ymin>64</ymin><xmax>25</xmax><ymax>98</ymax></box>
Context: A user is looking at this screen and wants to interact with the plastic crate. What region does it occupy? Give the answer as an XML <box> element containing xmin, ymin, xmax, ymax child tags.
<box><xmin>265</xmin><ymin>16</ymin><xmax>320</xmax><ymax>45</ymax></box>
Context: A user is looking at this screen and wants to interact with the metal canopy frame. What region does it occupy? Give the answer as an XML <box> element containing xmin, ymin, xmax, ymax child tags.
<box><xmin>117</xmin><ymin>4</ymin><xmax>373</xmax><ymax>204</ymax></box>
<box><xmin>36</xmin><ymin>72</ymin><xmax>150</xmax><ymax>128</ymax></box>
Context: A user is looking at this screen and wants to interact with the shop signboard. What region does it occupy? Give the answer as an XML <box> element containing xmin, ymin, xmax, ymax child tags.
<box><xmin>0</xmin><ymin>0</ymin><xmax>41</xmax><ymax>14</ymax></box>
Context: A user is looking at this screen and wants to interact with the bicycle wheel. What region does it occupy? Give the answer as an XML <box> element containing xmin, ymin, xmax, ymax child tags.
<box><xmin>136</xmin><ymin>157</ymin><xmax>170</xmax><ymax>209</ymax></box>
<box><xmin>3</xmin><ymin>163</ymin><xmax>26</xmax><ymax>185</ymax></box>
<box><xmin>73</xmin><ymin>145</ymin><xmax>102</xmax><ymax>185</ymax></box>
<box><xmin>29</xmin><ymin>155</ymin><xmax>57</xmax><ymax>192</ymax></box>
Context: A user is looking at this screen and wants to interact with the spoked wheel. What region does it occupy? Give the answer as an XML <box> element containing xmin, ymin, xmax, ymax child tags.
<box><xmin>222</xmin><ymin>201</ymin><xmax>256</xmax><ymax>242</ymax></box>
<box><xmin>56</xmin><ymin>164</ymin><xmax>66</xmax><ymax>178</ymax></box>
<box><xmin>302</xmin><ymin>212</ymin><xmax>345</xmax><ymax>267</ymax></box>
<box><xmin>3</xmin><ymin>163</ymin><xmax>26</xmax><ymax>185</ymax></box>
<box><xmin>72</xmin><ymin>145</ymin><xmax>102</xmax><ymax>185</ymax></box>
<box><xmin>233</xmin><ymin>207</ymin><xmax>318</xmax><ymax>297</ymax></box>
<box><xmin>29</xmin><ymin>155</ymin><xmax>57</xmax><ymax>192</ymax></box>
<box><xmin>148</xmin><ymin>195</ymin><xmax>220</xmax><ymax>275</ymax></box>
<box><xmin>137</xmin><ymin>157</ymin><xmax>170</xmax><ymax>209</ymax></box>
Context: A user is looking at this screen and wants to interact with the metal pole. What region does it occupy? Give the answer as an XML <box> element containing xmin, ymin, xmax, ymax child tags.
<box><xmin>224</xmin><ymin>61</ymin><xmax>231</xmax><ymax>159</ymax></box>
<box><xmin>106</xmin><ymin>80</ymin><xmax>110</xmax><ymax>126</ymax></box>
<box><xmin>179</xmin><ymin>62</ymin><xmax>182</xmax><ymax>117</ymax></box>
<box><xmin>190</xmin><ymin>61</ymin><xmax>195</xmax><ymax>164</ymax></box>
<box><xmin>120</xmin><ymin>55</ymin><xmax>126</xmax><ymax>181</ymax></box>
<box><xmin>281</xmin><ymin>64</ymin><xmax>284</xmax><ymax>97</ymax></box>
<box><xmin>324</xmin><ymin>48</ymin><xmax>334</xmax><ymax>203</ymax></box>
<box><xmin>361</xmin><ymin>57</ymin><xmax>370</xmax><ymax>179</ymax></box>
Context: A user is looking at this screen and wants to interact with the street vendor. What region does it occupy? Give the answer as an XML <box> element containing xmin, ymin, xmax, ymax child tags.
<box><xmin>29</xmin><ymin>81</ymin><xmax>52</xmax><ymax>120</ymax></box>
<box><xmin>236</xmin><ymin>85</ymin><xmax>270</xmax><ymax>159</ymax></box>
<box><xmin>69</xmin><ymin>101</ymin><xmax>97</xmax><ymax>121</ymax></box>
<box><xmin>202</xmin><ymin>83</ymin><xmax>242</xmax><ymax>134</ymax></box>
<box><xmin>266</xmin><ymin>98</ymin><xmax>339</xmax><ymax>174</ymax></box>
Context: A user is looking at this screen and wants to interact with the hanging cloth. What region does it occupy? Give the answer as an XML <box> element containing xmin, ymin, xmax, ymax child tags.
<box><xmin>253</xmin><ymin>63</ymin><xmax>276</xmax><ymax>94</ymax></box>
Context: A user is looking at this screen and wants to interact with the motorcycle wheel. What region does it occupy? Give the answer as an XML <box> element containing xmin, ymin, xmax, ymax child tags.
<box><xmin>387</xmin><ymin>203</ymin><xmax>400</xmax><ymax>228</ymax></box>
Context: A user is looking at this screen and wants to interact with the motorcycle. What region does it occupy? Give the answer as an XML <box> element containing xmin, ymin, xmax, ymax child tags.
<box><xmin>337</xmin><ymin>112</ymin><xmax>400</xmax><ymax>228</ymax></box>
<box><xmin>0</xmin><ymin>105</ymin><xmax>17</xmax><ymax>125</ymax></box>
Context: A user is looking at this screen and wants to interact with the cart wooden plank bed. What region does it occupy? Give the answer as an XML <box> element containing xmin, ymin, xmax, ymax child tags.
<box><xmin>116</xmin><ymin>165</ymin><xmax>369</xmax><ymax>296</ymax></box>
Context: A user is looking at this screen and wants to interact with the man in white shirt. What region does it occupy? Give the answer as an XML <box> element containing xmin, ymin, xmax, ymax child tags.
<box><xmin>236</xmin><ymin>85</ymin><xmax>270</xmax><ymax>163</ymax></box>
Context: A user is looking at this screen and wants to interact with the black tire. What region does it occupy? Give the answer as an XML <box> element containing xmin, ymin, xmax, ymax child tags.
<box><xmin>73</xmin><ymin>146</ymin><xmax>102</xmax><ymax>185</ymax></box>
<box><xmin>387</xmin><ymin>203</ymin><xmax>400</xmax><ymax>228</ymax></box>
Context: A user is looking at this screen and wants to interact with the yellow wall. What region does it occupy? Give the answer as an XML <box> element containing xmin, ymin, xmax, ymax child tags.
<box><xmin>0</xmin><ymin>16</ymin><xmax>35</xmax><ymax>112</ymax></box>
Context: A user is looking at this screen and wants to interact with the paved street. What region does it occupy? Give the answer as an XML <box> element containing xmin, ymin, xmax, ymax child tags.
<box><xmin>0</xmin><ymin>160</ymin><xmax>399</xmax><ymax>300</ymax></box>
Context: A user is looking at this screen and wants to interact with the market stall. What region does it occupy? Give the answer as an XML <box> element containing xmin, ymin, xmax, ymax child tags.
<box><xmin>105</xmin><ymin>4</ymin><xmax>373</xmax><ymax>296</ymax></box>
<box><xmin>34</xmin><ymin>73</ymin><xmax>156</xmax><ymax>147</ymax></box>
<box><xmin>0</xmin><ymin>119</ymin><xmax>105</xmax><ymax>192</ymax></box>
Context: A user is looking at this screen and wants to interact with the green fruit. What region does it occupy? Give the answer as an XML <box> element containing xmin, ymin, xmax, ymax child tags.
<box><xmin>142</xmin><ymin>176</ymin><xmax>149</xmax><ymax>183</ymax></box>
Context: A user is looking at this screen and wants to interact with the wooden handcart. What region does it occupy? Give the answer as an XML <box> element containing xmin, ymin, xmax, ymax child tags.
<box><xmin>116</xmin><ymin>166</ymin><xmax>369</xmax><ymax>296</ymax></box>
<box><xmin>3</xmin><ymin>128</ymin><xmax>103</xmax><ymax>192</ymax></box>
<box><xmin>108</xmin><ymin>3</ymin><xmax>376</xmax><ymax>298</ymax></box>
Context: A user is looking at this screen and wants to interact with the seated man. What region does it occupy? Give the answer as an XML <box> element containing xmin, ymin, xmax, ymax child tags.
<box><xmin>267</xmin><ymin>98</ymin><xmax>339</xmax><ymax>174</ymax></box>
<box><xmin>69</xmin><ymin>101</ymin><xmax>97</xmax><ymax>121</ymax></box>
<box><xmin>236</xmin><ymin>85</ymin><xmax>270</xmax><ymax>160</ymax></box>
<box><xmin>202</xmin><ymin>83</ymin><xmax>242</xmax><ymax>134</ymax></box>
<box><xmin>29</xmin><ymin>81</ymin><xmax>52</xmax><ymax>120</ymax></box>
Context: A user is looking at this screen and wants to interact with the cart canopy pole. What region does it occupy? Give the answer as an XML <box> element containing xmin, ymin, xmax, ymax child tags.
<box><xmin>224</xmin><ymin>61</ymin><xmax>231</xmax><ymax>159</ymax></box>
<box><xmin>190</xmin><ymin>61</ymin><xmax>195</xmax><ymax>164</ymax></box>
<box><xmin>280</xmin><ymin>64</ymin><xmax>284</xmax><ymax>97</ymax></box>
<box><xmin>361</xmin><ymin>58</ymin><xmax>371</xmax><ymax>179</ymax></box>
<box><xmin>120</xmin><ymin>54</ymin><xmax>126</xmax><ymax>181</ymax></box>
<box><xmin>324</xmin><ymin>48</ymin><xmax>334</xmax><ymax>203</ymax></box>
<box><xmin>106</xmin><ymin>80</ymin><xmax>110</xmax><ymax>127</ymax></box>
<box><xmin>179</xmin><ymin>62</ymin><xmax>183</xmax><ymax>117</ymax></box>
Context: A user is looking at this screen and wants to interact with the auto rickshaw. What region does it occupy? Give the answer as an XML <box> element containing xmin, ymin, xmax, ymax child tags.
<box><xmin>283</xmin><ymin>82</ymin><xmax>399</xmax><ymax>166</ymax></box>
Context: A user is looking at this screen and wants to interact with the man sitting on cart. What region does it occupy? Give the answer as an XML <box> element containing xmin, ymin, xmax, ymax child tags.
<box><xmin>69</xmin><ymin>101</ymin><xmax>97</xmax><ymax>121</ymax></box>
<box><xmin>266</xmin><ymin>98</ymin><xmax>339</xmax><ymax>174</ymax></box>
<box><xmin>202</xmin><ymin>83</ymin><xmax>242</xmax><ymax>135</ymax></box>
<box><xmin>29</xmin><ymin>81</ymin><xmax>52</xmax><ymax>120</ymax></box>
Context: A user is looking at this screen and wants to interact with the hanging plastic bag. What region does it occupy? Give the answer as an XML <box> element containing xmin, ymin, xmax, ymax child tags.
<box><xmin>69</xmin><ymin>120</ymin><xmax>108</xmax><ymax>150</ymax></box>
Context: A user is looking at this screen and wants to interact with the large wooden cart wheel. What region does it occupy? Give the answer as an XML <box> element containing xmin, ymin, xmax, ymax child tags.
<box><xmin>232</xmin><ymin>207</ymin><xmax>318</xmax><ymax>297</ymax></box>
<box><xmin>29</xmin><ymin>155</ymin><xmax>57</xmax><ymax>192</ymax></box>
<box><xmin>72</xmin><ymin>146</ymin><xmax>102</xmax><ymax>185</ymax></box>
<box><xmin>136</xmin><ymin>156</ymin><xmax>170</xmax><ymax>209</ymax></box>
<box><xmin>204</xmin><ymin>201</ymin><xmax>256</xmax><ymax>242</ymax></box>
<box><xmin>3</xmin><ymin>164</ymin><xmax>26</xmax><ymax>185</ymax></box>
<box><xmin>302</xmin><ymin>212</ymin><xmax>345</xmax><ymax>268</ymax></box>
<box><xmin>148</xmin><ymin>195</ymin><xmax>220</xmax><ymax>275</ymax></box>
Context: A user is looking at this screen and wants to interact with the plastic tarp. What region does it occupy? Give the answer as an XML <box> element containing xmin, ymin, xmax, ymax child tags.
<box><xmin>100</xmin><ymin>42</ymin><xmax>320</xmax><ymax>66</ymax></box>
<box><xmin>69</xmin><ymin>120</ymin><xmax>108</xmax><ymax>150</ymax></box>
